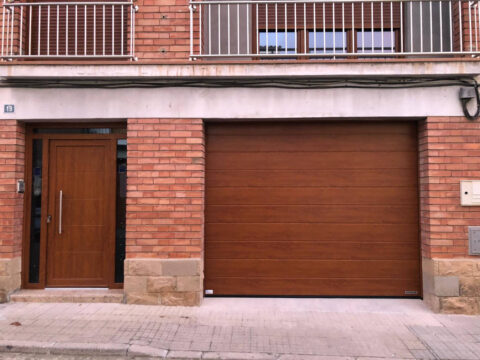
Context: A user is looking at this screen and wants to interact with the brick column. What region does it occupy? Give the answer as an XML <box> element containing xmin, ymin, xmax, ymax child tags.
<box><xmin>0</xmin><ymin>120</ymin><xmax>25</xmax><ymax>302</ymax></box>
<box><xmin>420</xmin><ymin>117</ymin><xmax>480</xmax><ymax>315</ymax></box>
<box><xmin>124</xmin><ymin>118</ymin><xmax>204</xmax><ymax>306</ymax></box>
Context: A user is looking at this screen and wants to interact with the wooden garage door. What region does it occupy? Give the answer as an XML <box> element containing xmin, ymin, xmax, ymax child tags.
<box><xmin>205</xmin><ymin>121</ymin><xmax>421</xmax><ymax>297</ymax></box>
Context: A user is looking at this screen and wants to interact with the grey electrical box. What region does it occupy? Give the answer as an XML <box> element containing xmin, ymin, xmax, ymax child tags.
<box><xmin>468</xmin><ymin>227</ymin><xmax>480</xmax><ymax>255</ymax></box>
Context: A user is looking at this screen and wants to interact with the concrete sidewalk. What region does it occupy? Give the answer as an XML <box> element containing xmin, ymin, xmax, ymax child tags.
<box><xmin>0</xmin><ymin>298</ymin><xmax>479</xmax><ymax>359</ymax></box>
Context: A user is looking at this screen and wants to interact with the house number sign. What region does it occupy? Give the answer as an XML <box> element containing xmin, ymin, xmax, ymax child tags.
<box><xmin>4</xmin><ymin>105</ymin><xmax>14</xmax><ymax>113</ymax></box>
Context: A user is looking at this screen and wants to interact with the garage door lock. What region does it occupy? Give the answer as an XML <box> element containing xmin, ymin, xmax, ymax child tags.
<box><xmin>404</xmin><ymin>290</ymin><xmax>418</xmax><ymax>295</ymax></box>
<box><xmin>205</xmin><ymin>289</ymin><xmax>214</xmax><ymax>295</ymax></box>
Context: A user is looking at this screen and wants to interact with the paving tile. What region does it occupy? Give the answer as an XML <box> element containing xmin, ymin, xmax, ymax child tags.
<box><xmin>0</xmin><ymin>299</ymin><xmax>477</xmax><ymax>359</ymax></box>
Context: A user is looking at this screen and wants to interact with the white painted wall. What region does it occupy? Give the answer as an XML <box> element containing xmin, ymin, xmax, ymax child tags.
<box><xmin>0</xmin><ymin>85</ymin><xmax>466</xmax><ymax>121</ymax></box>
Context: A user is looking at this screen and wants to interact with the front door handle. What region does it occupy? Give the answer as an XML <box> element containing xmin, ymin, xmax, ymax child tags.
<box><xmin>59</xmin><ymin>190</ymin><xmax>63</xmax><ymax>235</ymax></box>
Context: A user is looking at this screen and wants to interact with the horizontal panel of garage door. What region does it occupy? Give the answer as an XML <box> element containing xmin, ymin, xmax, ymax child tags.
<box><xmin>205</xmin><ymin>121</ymin><xmax>420</xmax><ymax>297</ymax></box>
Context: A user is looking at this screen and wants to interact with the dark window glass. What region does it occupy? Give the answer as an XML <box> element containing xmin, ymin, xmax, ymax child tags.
<box><xmin>309</xmin><ymin>30</ymin><xmax>347</xmax><ymax>53</ymax></box>
<box><xmin>357</xmin><ymin>30</ymin><xmax>396</xmax><ymax>53</ymax></box>
<box><xmin>115</xmin><ymin>139</ymin><xmax>127</xmax><ymax>283</ymax></box>
<box><xmin>33</xmin><ymin>128</ymin><xmax>126</xmax><ymax>134</ymax></box>
<box><xmin>29</xmin><ymin>139</ymin><xmax>42</xmax><ymax>283</ymax></box>
<box><xmin>259</xmin><ymin>30</ymin><xmax>296</xmax><ymax>54</ymax></box>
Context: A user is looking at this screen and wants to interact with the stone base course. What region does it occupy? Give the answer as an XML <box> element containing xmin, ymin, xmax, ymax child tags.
<box><xmin>0</xmin><ymin>257</ymin><xmax>21</xmax><ymax>303</ymax></box>
<box><xmin>124</xmin><ymin>258</ymin><xmax>202</xmax><ymax>306</ymax></box>
<box><xmin>423</xmin><ymin>257</ymin><xmax>480</xmax><ymax>314</ymax></box>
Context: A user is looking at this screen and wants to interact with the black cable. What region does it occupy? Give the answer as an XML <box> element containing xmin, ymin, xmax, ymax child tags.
<box><xmin>461</xmin><ymin>80</ymin><xmax>480</xmax><ymax>121</ymax></box>
<box><xmin>0</xmin><ymin>76</ymin><xmax>476</xmax><ymax>89</ymax></box>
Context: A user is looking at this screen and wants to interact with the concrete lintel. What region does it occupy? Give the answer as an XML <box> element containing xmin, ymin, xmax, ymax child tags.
<box><xmin>0</xmin><ymin>60</ymin><xmax>479</xmax><ymax>80</ymax></box>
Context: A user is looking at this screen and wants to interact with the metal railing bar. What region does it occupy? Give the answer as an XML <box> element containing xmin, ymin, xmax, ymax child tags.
<box><xmin>459</xmin><ymin>0</ymin><xmax>463</xmax><ymax>52</ymax></box>
<box><xmin>449</xmin><ymin>0</ymin><xmax>452</xmax><ymax>51</ymax></box>
<box><xmin>121</xmin><ymin>4</ymin><xmax>124</xmax><ymax>55</ymax></box>
<box><xmin>370</xmin><ymin>1</ymin><xmax>373</xmax><ymax>52</ymax></box>
<box><xmin>20</xmin><ymin>6</ymin><xmax>23</xmax><ymax>55</ymax></box>
<box><xmin>56</xmin><ymin>5</ymin><xmax>59</xmax><ymax>55</ymax></box>
<box><xmin>304</xmin><ymin>2</ymin><xmax>306</xmax><ymax>54</ymax></box>
<box><xmin>227</xmin><ymin>4</ymin><xmax>230</xmax><ymax>54</ymax></box>
<box><xmin>10</xmin><ymin>6</ymin><xmax>14</xmax><ymax>56</ymax></box>
<box><xmin>194</xmin><ymin>50</ymin><xmax>480</xmax><ymax>57</ymax></box>
<box><xmin>75</xmin><ymin>5</ymin><xmax>77</xmax><ymax>55</ymax></box>
<box><xmin>429</xmin><ymin>1</ymin><xmax>433</xmax><ymax>53</ymax></box>
<box><xmin>65</xmin><ymin>5</ymin><xmax>68</xmax><ymax>55</ymax></box>
<box><xmin>469</xmin><ymin>1</ymin><xmax>472</xmax><ymax>51</ymax></box>
<box><xmin>439</xmin><ymin>0</ymin><xmax>442</xmax><ymax>52</ymax></box>
<box><xmin>84</xmin><ymin>5</ymin><xmax>87</xmax><ymax>55</ymax></box>
<box><xmin>322</xmin><ymin>2</ymin><xmax>325</xmax><ymax>53</ymax></box>
<box><xmin>1</xmin><ymin>5</ymin><xmax>5</xmax><ymax>57</ymax></box>
<box><xmin>112</xmin><ymin>5</ymin><xmax>114</xmax><ymax>55</ymax></box>
<box><xmin>390</xmin><ymin>1</ymin><xmax>393</xmax><ymax>52</ymax></box>
<box><xmin>381</xmin><ymin>2</ymin><xmax>383</xmax><ymax>53</ymax></box>
<box><xmin>246</xmin><ymin>3</ymin><xmax>249</xmax><ymax>54</ymax></box>
<box><xmin>199</xmin><ymin>3</ymin><xmax>202</xmax><ymax>55</ymax></box>
<box><xmin>47</xmin><ymin>5</ymin><xmax>50</xmax><ymax>55</ymax></box>
<box><xmin>237</xmin><ymin>3</ymin><xmax>240</xmax><ymax>54</ymax></box>
<box><xmin>275</xmin><ymin>2</ymin><xmax>278</xmax><ymax>54</ymax></box>
<box><xmin>400</xmin><ymin>0</ymin><xmax>403</xmax><ymax>52</ymax></box>
<box><xmin>37</xmin><ymin>5</ymin><xmax>41</xmax><ymax>55</ymax></box>
<box><xmin>6</xmin><ymin>2</ymin><xmax>133</xmax><ymax>7</ymax></box>
<box><xmin>266</xmin><ymin>3</ymin><xmax>268</xmax><ymax>53</ymax></box>
<box><xmin>285</xmin><ymin>3</ymin><xmax>288</xmax><ymax>54</ymax></box>
<box><xmin>94</xmin><ymin>4</ymin><xmax>96</xmax><ymax>55</ymax></box>
<box><xmin>102</xmin><ymin>4</ymin><xmax>105</xmax><ymax>55</ymax></box>
<box><xmin>218</xmin><ymin>3</ymin><xmax>221</xmax><ymax>54</ymax></box>
<box><xmin>190</xmin><ymin>0</ymin><xmax>470</xmax><ymax>4</ymax></box>
<box><xmin>313</xmin><ymin>2</ymin><xmax>316</xmax><ymax>54</ymax></box>
<box><xmin>333</xmin><ymin>2</ymin><xmax>335</xmax><ymax>55</ymax></box>
<box><xmin>255</xmin><ymin>3</ymin><xmax>258</xmax><ymax>54</ymax></box>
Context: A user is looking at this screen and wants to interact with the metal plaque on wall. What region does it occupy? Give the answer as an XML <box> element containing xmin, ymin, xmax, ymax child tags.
<box><xmin>468</xmin><ymin>227</ymin><xmax>480</xmax><ymax>255</ymax></box>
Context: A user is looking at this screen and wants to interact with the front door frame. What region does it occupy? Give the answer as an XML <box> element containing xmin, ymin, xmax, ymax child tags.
<box><xmin>22</xmin><ymin>123</ymin><xmax>126</xmax><ymax>289</ymax></box>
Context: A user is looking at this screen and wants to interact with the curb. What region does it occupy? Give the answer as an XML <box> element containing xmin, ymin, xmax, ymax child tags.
<box><xmin>0</xmin><ymin>341</ymin><xmax>413</xmax><ymax>360</ymax></box>
<box><xmin>0</xmin><ymin>340</ymin><xmax>277</xmax><ymax>359</ymax></box>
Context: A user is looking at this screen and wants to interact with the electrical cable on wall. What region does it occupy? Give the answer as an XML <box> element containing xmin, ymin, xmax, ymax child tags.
<box><xmin>2</xmin><ymin>76</ymin><xmax>480</xmax><ymax>121</ymax></box>
<box><xmin>459</xmin><ymin>81</ymin><xmax>480</xmax><ymax>121</ymax></box>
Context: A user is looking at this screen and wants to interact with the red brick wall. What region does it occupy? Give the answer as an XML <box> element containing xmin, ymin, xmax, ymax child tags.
<box><xmin>419</xmin><ymin>116</ymin><xmax>480</xmax><ymax>259</ymax></box>
<box><xmin>0</xmin><ymin>120</ymin><xmax>25</xmax><ymax>259</ymax></box>
<box><xmin>134</xmin><ymin>0</ymin><xmax>199</xmax><ymax>60</ymax></box>
<box><xmin>126</xmin><ymin>118</ymin><xmax>204</xmax><ymax>259</ymax></box>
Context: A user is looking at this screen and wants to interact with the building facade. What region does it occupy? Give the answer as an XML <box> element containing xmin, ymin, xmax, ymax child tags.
<box><xmin>1</xmin><ymin>0</ymin><xmax>480</xmax><ymax>314</ymax></box>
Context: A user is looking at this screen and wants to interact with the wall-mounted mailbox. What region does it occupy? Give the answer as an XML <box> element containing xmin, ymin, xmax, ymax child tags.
<box><xmin>460</xmin><ymin>180</ymin><xmax>480</xmax><ymax>206</ymax></box>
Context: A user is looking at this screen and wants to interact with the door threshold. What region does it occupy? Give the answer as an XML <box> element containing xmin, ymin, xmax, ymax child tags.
<box><xmin>45</xmin><ymin>287</ymin><xmax>109</xmax><ymax>291</ymax></box>
<box><xmin>10</xmin><ymin>289</ymin><xmax>124</xmax><ymax>304</ymax></box>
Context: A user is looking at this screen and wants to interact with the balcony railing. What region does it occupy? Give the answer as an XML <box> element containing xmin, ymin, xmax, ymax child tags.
<box><xmin>1</xmin><ymin>0</ymin><xmax>137</xmax><ymax>60</ymax></box>
<box><xmin>189</xmin><ymin>0</ymin><xmax>480</xmax><ymax>58</ymax></box>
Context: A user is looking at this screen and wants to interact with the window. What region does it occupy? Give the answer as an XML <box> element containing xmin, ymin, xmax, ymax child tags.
<box><xmin>259</xmin><ymin>31</ymin><xmax>296</xmax><ymax>54</ymax></box>
<box><xmin>257</xmin><ymin>29</ymin><xmax>398</xmax><ymax>56</ymax></box>
<box><xmin>357</xmin><ymin>30</ymin><xmax>396</xmax><ymax>53</ymax></box>
<box><xmin>309</xmin><ymin>31</ymin><xmax>347</xmax><ymax>54</ymax></box>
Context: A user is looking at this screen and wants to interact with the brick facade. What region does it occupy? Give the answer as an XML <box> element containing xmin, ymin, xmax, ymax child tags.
<box><xmin>0</xmin><ymin>120</ymin><xmax>25</xmax><ymax>302</ymax></box>
<box><xmin>419</xmin><ymin>116</ymin><xmax>480</xmax><ymax>259</ymax></box>
<box><xmin>126</xmin><ymin>118</ymin><xmax>205</xmax><ymax>259</ymax></box>
<box><xmin>420</xmin><ymin>116</ymin><xmax>480</xmax><ymax>314</ymax></box>
<box><xmin>134</xmin><ymin>0</ymin><xmax>199</xmax><ymax>60</ymax></box>
<box><xmin>124</xmin><ymin>118</ymin><xmax>204</xmax><ymax>305</ymax></box>
<box><xmin>0</xmin><ymin>120</ymin><xmax>25</xmax><ymax>260</ymax></box>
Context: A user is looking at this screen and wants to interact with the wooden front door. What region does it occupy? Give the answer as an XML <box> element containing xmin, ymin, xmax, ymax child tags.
<box><xmin>46</xmin><ymin>139</ymin><xmax>116</xmax><ymax>287</ymax></box>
